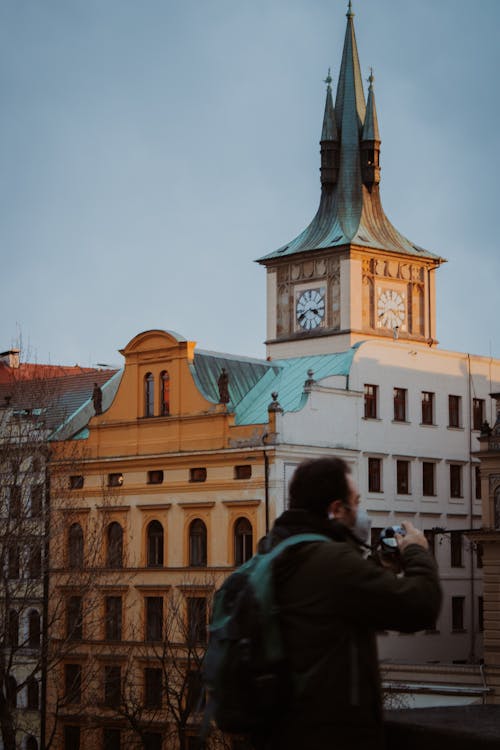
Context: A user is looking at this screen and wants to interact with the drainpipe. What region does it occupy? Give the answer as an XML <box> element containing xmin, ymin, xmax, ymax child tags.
<box><xmin>40</xmin><ymin>457</ymin><xmax>51</xmax><ymax>750</ymax></box>
<box><xmin>467</xmin><ymin>353</ymin><xmax>476</xmax><ymax>663</ymax></box>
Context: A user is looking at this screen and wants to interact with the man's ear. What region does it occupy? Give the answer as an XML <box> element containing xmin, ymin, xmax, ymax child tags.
<box><xmin>328</xmin><ymin>499</ymin><xmax>344</xmax><ymax>518</ymax></box>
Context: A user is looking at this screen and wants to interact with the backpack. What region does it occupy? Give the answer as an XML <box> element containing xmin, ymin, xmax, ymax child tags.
<box><xmin>202</xmin><ymin>533</ymin><xmax>331</xmax><ymax>736</ymax></box>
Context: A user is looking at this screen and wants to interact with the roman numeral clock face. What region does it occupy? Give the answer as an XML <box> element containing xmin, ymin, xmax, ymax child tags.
<box><xmin>377</xmin><ymin>288</ymin><xmax>406</xmax><ymax>330</ymax></box>
<box><xmin>296</xmin><ymin>288</ymin><xmax>326</xmax><ymax>330</ymax></box>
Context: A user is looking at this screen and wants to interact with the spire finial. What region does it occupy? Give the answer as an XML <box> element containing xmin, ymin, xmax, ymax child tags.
<box><xmin>324</xmin><ymin>67</ymin><xmax>332</xmax><ymax>88</ymax></box>
<box><xmin>347</xmin><ymin>1</ymin><xmax>354</xmax><ymax>18</ymax></box>
<box><xmin>367</xmin><ymin>67</ymin><xmax>374</xmax><ymax>89</ymax></box>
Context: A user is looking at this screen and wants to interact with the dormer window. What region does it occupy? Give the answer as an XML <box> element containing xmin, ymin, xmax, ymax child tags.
<box><xmin>144</xmin><ymin>373</ymin><xmax>154</xmax><ymax>417</ymax></box>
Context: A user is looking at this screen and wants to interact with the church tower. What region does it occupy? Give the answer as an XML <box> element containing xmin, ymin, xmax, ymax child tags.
<box><xmin>258</xmin><ymin>3</ymin><xmax>444</xmax><ymax>359</ymax></box>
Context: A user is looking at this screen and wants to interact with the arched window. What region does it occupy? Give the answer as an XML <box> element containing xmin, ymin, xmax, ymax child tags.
<box><xmin>26</xmin><ymin>737</ymin><xmax>38</xmax><ymax>750</ymax></box>
<box><xmin>234</xmin><ymin>518</ymin><xmax>253</xmax><ymax>566</ymax></box>
<box><xmin>147</xmin><ymin>521</ymin><xmax>164</xmax><ymax>568</ymax></box>
<box><xmin>7</xmin><ymin>676</ymin><xmax>16</xmax><ymax>708</ymax></box>
<box><xmin>8</xmin><ymin>610</ymin><xmax>19</xmax><ymax>648</ymax></box>
<box><xmin>28</xmin><ymin>610</ymin><xmax>41</xmax><ymax>648</ymax></box>
<box><xmin>160</xmin><ymin>371</ymin><xmax>170</xmax><ymax>416</ymax></box>
<box><xmin>495</xmin><ymin>487</ymin><xmax>500</xmax><ymax>529</ymax></box>
<box><xmin>27</xmin><ymin>677</ymin><xmax>39</xmax><ymax>709</ymax></box>
<box><xmin>145</xmin><ymin>372</ymin><xmax>154</xmax><ymax>417</ymax></box>
<box><xmin>68</xmin><ymin>523</ymin><xmax>83</xmax><ymax>569</ymax></box>
<box><xmin>189</xmin><ymin>519</ymin><xmax>207</xmax><ymax>567</ymax></box>
<box><xmin>106</xmin><ymin>522</ymin><xmax>123</xmax><ymax>568</ymax></box>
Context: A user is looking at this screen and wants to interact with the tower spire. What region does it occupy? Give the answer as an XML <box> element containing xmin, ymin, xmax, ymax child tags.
<box><xmin>320</xmin><ymin>69</ymin><xmax>339</xmax><ymax>186</ymax></box>
<box><xmin>361</xmin><ymin>68</ymin><xmax>381</xmax><ymax>187</ymax></box>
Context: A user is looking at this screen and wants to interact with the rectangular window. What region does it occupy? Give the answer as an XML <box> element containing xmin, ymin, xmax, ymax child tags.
<box><xmin>8</xmin><ymin>545</ymin><xmax>19</xmax><ymax>580</ymax></box>
<box><xmin>29</xmin><ymin>543</ymin><xmax>42</xmax><ymax>579</ymax></box>
<box><xmin>234</xmin><ymin>465</ymin><xmax>252</xmax><ymax>480</ymax></box>
<box><xmin>475</xmin><ymin>466</ymin><xmax>481</xmax><ymax>500</ymax></box>
<box><xmin>190</xmin><ymin>467</ymin><xmax>207</xmax><ymax>482</ymax></box>
<box><xmin>451</xmin><ymin>531</ymin><xmax>463</xmax><ymax>567</ymax></box>
<box><xmin>103</xmin><ymin>728</ymin><xmax>121</xmax><ymax>750</ymax></box>
<box><xmin>69</xmin><ymin>475</ymin><xmax>84</xmax><ymax>490</ymax></box>
<box><xmin>423</xmin><ymin>529</ymin><xmax>435</xmax><ymax>556</ymax></box>
<box><xmin>422</xmin><ymin>462</ymin><xmax>435</xmax><ymax>496</ymax></box>
<box><xmin>393</xmin><ymin>388</ymin><xmax>407</xmax><ymax>422</ymax></box>
<box><xmin>421</xmin><ymin>391</ymin><xmax>434</xmax><ymax>425</ymax></box>
<box><xmin>451</xmin><ymin>596</ymin><xmax>465</xmax><ymax>632</ymax></box>
<box><xmin>67</xmin><ymin>596</ymin><xmax>83</xmax><ymax>641</ymax></box>
<box><xmin>478</xmin><ymin>596</ymin><xmax>484</xmax><ymax>632</ymax></box>
<box><xmin>64</xmin><ymin>726</ymin><xmax>80</xmax><ymax>750</ymax></box>
<box><xmin>143</xmin><ymin>734</ymin><xmax>162</xmax><ymax>750</ymax></box>
<box><xmin>450</xmin><ymin>464</ymin><xmax>462</xmax><ymax>498</ymax></box>
<box><xmin>187</xmin><ymin>597</ymin><xmax>207</xmax><ymax>644</ymax></box>
<box><xmin>144</xmin><ymin>667</ymin><xmax>162</xmax><ymax>709</ymax></box>
<box><xmin>368</xmin><ymin>457</ymin><xmax>382</xmax><ymax>493</ymax></box>
<box><xmin>364</xmin><ymin>384</ymin><xmax>378</xmax><ymax>419</ymax></box>
<box><xmin>30</xmin><ymin>484</ymin><xmax>43</xmax><ymax>517</ymax></box>
<box><xmin>104</xmin><ymin>666</ymin><xmax>121</xmax><ymax>708</ymax></box>
<box><xmin>396</xmin><ymin>460</ymin><xmax>410</xmax><ymax>495</ymax></box>
<box><xmin>147</xmin><ymin>470</ymin><xmax>164</xmax><ymax>485</ymax></box>
<box><xmin>448</xmin><ymin>395</ymin><xmax>461</xmax><ymax>428</ymax></box>
<box><xmin>65</xmin><ymin>664</ymin><xmax>82</xmax><ymax>705</ymax></box>
<box><xmin>473</xmin><ymin>398</ymin><xmax>485</xmax><ymax>431</ymax></box>
<box><xmin>108</xmin><ymin>473</ymin><xmax>123</xmax><ymax>487</ymax></box>
<box><xmin>105</xmin><ymin>597</ymin><xmax>122</xmax><ymax>642</ymax></box>
<box><xmin>146</xmin><ymin>597</ymin><xmax>163</xmax><ymax>642</ymax></box>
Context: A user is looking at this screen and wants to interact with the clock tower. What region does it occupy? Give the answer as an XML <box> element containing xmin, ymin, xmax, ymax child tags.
<box><xmin>258</xmin><ymin>3</ymin><xmax>444</xmax><ymax>359</ymax></box>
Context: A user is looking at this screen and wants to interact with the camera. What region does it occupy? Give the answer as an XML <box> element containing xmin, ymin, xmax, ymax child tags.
<box><xmin>380</xmin><ymin>525</ymin><xmax>406</xmax><ymax>550</ymax></box>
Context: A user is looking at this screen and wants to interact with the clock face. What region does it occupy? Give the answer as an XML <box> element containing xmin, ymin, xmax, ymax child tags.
<box><xmin>377</xmin><ymin>288</ymin><xmax>406</xmax><ymax>329</ymax></box>
<box><xmin>296</xmin><ymin>288</ymin><xmax>326</xmax><ymax>331</ymax></box>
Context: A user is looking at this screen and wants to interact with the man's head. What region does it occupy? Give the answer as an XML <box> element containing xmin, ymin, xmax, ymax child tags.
<box><xmin>288</xmin><ymin>456</ymin><xmax>359</xmax><ymax>528</ymax></box>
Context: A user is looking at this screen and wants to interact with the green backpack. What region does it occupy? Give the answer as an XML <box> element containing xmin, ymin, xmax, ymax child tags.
<box><xmin>203</xmin><ymin>533</ymin><xmax>331</xmax><ymax>736</ymax></box>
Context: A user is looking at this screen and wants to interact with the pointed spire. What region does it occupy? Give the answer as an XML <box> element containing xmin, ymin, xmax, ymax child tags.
<box><xmin>335</xmin><ymin>3</ymin><xmax>366</xmax><ymax>130</ymax></box>
<box><xmin>362</xmin><ymin>68</ymin><xmax>381</xmax><ymax>142</ymax></box>
<box><xmin>321</xmin><ymin>68</ymin><xmax>338</xmax><ymax>141</ymax></box>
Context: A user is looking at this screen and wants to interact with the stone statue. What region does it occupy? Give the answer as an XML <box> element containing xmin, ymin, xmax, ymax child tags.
<box><xmin>92</xmin><ymin>383</ymin><xmax>103</xmax><ymax>415</ymax></box>
<box><xmin>218</xmin><ymin>368</ymin><xmax>230</xmax><ymax>404</ymax></box>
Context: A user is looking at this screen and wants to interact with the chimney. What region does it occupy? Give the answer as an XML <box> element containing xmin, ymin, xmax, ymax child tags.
<box><xmin>0</xmin><ymin>349</ymin><xmax>20</xmax><ymax>369</ymax></box>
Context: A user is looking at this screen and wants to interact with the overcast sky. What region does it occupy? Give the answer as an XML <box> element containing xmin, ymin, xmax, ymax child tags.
<box><xmin>1</xmin><ymin>0</ymin><xmax>499</xmax><ymax>367</ymax></box>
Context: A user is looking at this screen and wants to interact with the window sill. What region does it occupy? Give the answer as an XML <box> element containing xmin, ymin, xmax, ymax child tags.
<box><xmin>419</xmin><ymin>422</ymin><xmax>437</xmax><ymax>427</ymax></box>
<box><xmin>447</xmin><ymin>426</ymin><xmax>464</xmax><ymax>431</ymax></box>
<box><xmin>392</xmin><ymin>419</ymin><xmax>410</xmax><ymax>425</ymax></box>
<box><xmin>451</xmin><ymin>629</ymin><xmax>467</xmax><ymax>634</ymax></box>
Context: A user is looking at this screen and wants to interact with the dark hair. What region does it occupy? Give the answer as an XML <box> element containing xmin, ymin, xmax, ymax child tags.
<box><xmin>288</xmin><ymin>457</ymin><xmax>351</xmax><ymax>516</ymax></box>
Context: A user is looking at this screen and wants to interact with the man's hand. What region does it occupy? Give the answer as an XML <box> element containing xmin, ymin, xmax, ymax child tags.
<box><xmin>396</xmin><ymin>521</ymin><xmax>429</xmax><ymax>552</ymax></box>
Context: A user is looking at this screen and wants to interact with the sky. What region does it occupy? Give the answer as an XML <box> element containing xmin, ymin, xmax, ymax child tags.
<box><xmin>1</xmin><ymin>0</ymin><xmax>499</xmax><ymax>368</ymax></box>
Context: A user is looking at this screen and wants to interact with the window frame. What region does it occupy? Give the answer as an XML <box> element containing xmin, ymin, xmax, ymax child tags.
<box><xmin>396</xmin><ymin>460</ymin><xmax>410</xmax><ymax>495</ymax></box>
<box><xmin>393</xmin><ymin>388</ymin><xmax>407</xmax><ymax>422</ymax></box>
<box><xmin>105</xmin><ymin>596</ymin><xmax>122</xmax><ymax>642</ymax></box>
<box><xmin>472</xmin><ymin>398</ymin><xmax>485</xmax><ymax>431</ymax></box>
<box><xmin>64</xmin><ymin>663</ymin><xmax>82</xmax><ymax>705</ymax></box>
<box><xmin>422</xmin><ymin>462</ymin><xmax>435</xmax><ymax>497</ymax></box>
<box><xmin>450</xmin><ymin>464</ymin><xmax>463</xmax><ymax>498</ymax></box>
<box><xmin>147</xmin><ymin>520</ymin><xmax>164</xmax><ymax>568</ymax></box>
<box><xmin>448</xmin><ymin>394</ymin><xmax>461</xmax><ymax>428</ymax></box>
<box><xmin>421</xmin><ymin>391</ymin><xmax>434</xmax><ymax>425</ymax></box>
<box><xmin>234</xmin><ymin>517</ymin><xmax>253</xmax><ymax>566</ymax></box>
<box><xmin>189</xmin><ymin>519</ymin><xmax>207</xmax><ymax>567</ymax></box>
<box><xmin>364</xmin><ymin>384</ymin><xmax>378</xmax><ymax>419</ymax></box>
<box><xmin>451</xmin><ymin>596</ymin><xmax>465</xmax><ymax>632</ymax></box>
<box><xmin>368</xmin><ymin>457</ymin><xmax>382</xmax><ymax>493</ymax></box>
<box><xmin>145</xmin><ymin>597</ymin><xmax>163</xmax><ymax>642</ymax></box>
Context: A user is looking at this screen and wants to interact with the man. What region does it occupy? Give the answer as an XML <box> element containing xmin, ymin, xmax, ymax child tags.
<box><xmin>262</xmin><ymin>456</ymin><xmax>441</xmax><ymax>750</ymax></box>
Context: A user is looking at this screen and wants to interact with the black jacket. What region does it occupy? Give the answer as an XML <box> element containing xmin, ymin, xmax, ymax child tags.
<box><xmin>259</xmin><ymin>510</ymin><xmax>442</xmax><ymax>750</ymax></box>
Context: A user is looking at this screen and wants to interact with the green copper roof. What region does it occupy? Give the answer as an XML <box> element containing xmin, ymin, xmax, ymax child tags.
<box><xmin>191</xmin><ymin>345</ymin><xmax>361</xmax><ymax>426</ymax></box>
<box><xmin>258</xmin><ymin>6</ymin><xmax>443</xmax><ymax>265</ymax></box>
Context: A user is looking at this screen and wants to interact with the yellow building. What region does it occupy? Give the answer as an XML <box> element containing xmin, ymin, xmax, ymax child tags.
<box><xmin>47</xmin><ymin>330</ymin><xmax>279</xmax><ymax>749</ymax></box>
